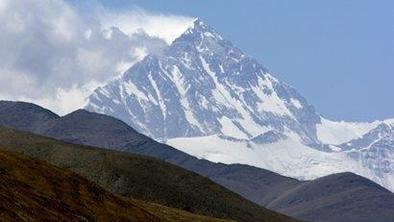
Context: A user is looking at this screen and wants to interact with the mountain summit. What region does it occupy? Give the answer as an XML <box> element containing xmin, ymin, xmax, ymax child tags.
<box><xmin>85</xmin><ymin>19</ymin><xmax>394</xmax><ymax>192</ymax></box>
<box><xmin>86</xmin><ymin>19</ymin><xmax>321</xmax><ymax>145</ymax></box>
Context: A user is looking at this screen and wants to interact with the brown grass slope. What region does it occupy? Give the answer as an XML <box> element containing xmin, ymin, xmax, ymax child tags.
<box><xmin>0</xmin><ymin>149</ymin><xmax>231</xmax><ymax>222</ymax></box>
<box><xmin>0</xmin><ymin>127</ymin><xmax>299</xmax><ymax>222</ymax></box>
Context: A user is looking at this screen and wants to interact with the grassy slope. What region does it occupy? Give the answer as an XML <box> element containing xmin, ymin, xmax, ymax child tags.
<box><xmin>0</xmin><ymin>149</ymin><xmax>229</xmax><ymax>222</ymax></box>
<box><xmin>0</xmin><ymin>127</ymin><xmax>299</xmax><ymax>222</ymax></box>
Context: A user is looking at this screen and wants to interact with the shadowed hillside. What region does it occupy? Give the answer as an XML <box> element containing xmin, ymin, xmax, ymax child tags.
<box><xmin>0</xmin><ymin>149</ymin><xmax>231</xmax><ymax>222</ymax></box>
<box><xmin>2</xmin><ymin>101</ymin><xmax>394</xmax><ymax>222</ymax></box>
<box><xmin>0</xmin><ymin>127</ymin><xmax>298</xmax><ymax>222</ymax></box>
<box><xmin>0</xmin><ymin>101</ymin><xmax>303</xmax><ymax>207</ymax></box>
<box><xmin>268</xmin><ymin>172</ymin><xmax>394</xmax><ymax>222</ymax></box>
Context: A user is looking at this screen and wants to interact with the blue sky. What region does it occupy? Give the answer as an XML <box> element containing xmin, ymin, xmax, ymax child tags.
<box><xmin>81</xmin><ymin>0</ymin><xmax>393</xmax><ymax>122</ymax></box>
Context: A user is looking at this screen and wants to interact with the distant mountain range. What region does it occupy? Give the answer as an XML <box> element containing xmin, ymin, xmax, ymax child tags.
<box><xmin>85</xmin><ymin>19</ymin><xmax>394</xmax><ymax>193</ymax></box>
<box><xmin>1</xmin><ymin>100</ymin><xmax>394</xmax><ymax>222</ymax></box>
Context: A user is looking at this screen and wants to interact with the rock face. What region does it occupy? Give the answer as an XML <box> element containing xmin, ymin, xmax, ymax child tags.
<box><xmin>85</xmin><ymin>19</ymin><xmax>394</xmax><ymax>192</ymax></box>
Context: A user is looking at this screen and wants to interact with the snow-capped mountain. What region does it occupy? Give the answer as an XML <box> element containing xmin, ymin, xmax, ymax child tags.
<box><xmin>86</xmin><ymin>19</ymin><xmax>321</xmax><ymax>145</ymax></box>
<box><xmin>85</xmin><ymin>19</ymin><xmax>394</xmax><ymax>191</ymax></box>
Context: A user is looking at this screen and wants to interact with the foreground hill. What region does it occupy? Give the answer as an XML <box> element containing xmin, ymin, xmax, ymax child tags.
<box><xmin>2</xmin><ymin>101</ymin><xmax>394</xmax><ymax>222</ymax></box>
<box><xmin>0</xmin><ymin>149</ymin><xmax>230</xmax><ymax>222</ymax></box>
<box><xmin>0</xmin><ymin>101</ymin><xmax>303</xmax><ymax>205</ymax></box>
<box><xmin>0</xmin><ymin>127</ymin><xmax>298</xmax><ymax>222</ymax></box>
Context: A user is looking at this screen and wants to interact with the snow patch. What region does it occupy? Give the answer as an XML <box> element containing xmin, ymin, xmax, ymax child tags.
<box><xmin>167</xmin><ymin>135</ymin><xmax>393</xmax><ymax>191</ymax></box>
<box><xmin>218</xmin><ymin>116</ymin><xmax>248</xmax><ymax>139</ymax></box>
<box><xmin>317</xmin><ymin>118</ymin><xmax>381</xmax><ymax>145</ymax></box>
<box><xmin>122</xmin><ymin>81</ymin><xmax>149</xmax><ymax>102</ymax></box>
<box><xmin>253</xmin><ymin>77</ymin><xmax>293</xmax><ymax>117</ymax></box>
<box><xmin>291</xmin><ymin>98</ymin><xmax>303</xmax><ymax>109</ymax></box>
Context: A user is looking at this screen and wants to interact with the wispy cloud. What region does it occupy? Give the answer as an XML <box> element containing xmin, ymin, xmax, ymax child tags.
<box><xmin>100</xmin><ymin>7</ymin><xmax>194</xmax><ymax>44</ymax></box>
<box><xmin>0</xmin><ymin>0</ymin><xmax>194</xmax><ymax>114</ymax></box>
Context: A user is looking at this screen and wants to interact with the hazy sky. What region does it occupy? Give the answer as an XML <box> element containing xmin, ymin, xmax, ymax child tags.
<box><xmin>78</xmin><ymin>0</ymin><xmax>394</xmax><ymax>122</ymax></box>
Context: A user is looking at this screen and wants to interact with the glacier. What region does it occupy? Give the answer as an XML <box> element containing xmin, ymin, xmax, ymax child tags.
<box><xmin>85</xmin><ymin>19</ymin><xmax>394</xmax><ymax>191</ymax></box>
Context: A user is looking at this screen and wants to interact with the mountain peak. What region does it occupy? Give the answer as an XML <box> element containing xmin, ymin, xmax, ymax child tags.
<box><xmin>86</xmin><ymin>19</ymin><xmax>320</xmax><ymax>143</ymax></box>
<box><xmin>173</xmin><ymin>18</ymin><xmax>224</xmax><ymax>45</ymax></box>
<box><xmin>191</xmin><ymin>18</ymin><xmax>209</xmax><ymax>30</ymax></box>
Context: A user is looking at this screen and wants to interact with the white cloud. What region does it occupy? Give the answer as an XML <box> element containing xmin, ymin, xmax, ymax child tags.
<box><xmin>0</xmin><ymin>0</ymin><xmax>194</xmax><ymax>115</ymax></box>
<box><xmin>100</xmin><ymin>8</ymin><xmax>194</xmax><ymax>44</ymax></box>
